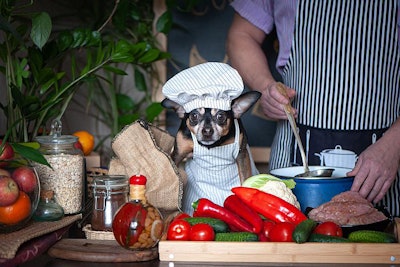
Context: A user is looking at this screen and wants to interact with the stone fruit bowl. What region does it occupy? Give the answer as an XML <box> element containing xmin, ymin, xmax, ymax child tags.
<box><xmin>0</xmin><ymin>165</ymin><xmax>40</xmax><ymax>233</ymax></box>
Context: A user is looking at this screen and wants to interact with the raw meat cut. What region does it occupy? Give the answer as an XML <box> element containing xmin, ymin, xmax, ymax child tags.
<box><xmin>308</xmin><ymin>191</ymin><xmax>388</xmax><ymax>225</ymax></box>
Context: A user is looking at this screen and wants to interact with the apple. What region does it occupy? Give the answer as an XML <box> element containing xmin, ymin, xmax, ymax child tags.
<box><xmin>0</xmin><ymin>176</ymin><xmax>19</xmax><ymax>206</ymax></box>
<box><xmin>74</xmin><ymin>141</ymin><xmax>83</xmax><ymax>152</ymax></box>
<box><xmin>12</xmin><ymin>166</ymin><xmax>38</xmax><ymax>193</ymax></box>
<box><xmin>0</xmin><ymin>140</ymin><xmax>14</xmax><ymax>167</ymax></box>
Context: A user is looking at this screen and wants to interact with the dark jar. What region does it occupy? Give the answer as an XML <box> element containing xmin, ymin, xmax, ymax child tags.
<box><xmin>90</xmin><ymin>175</ymin><xmax>128</xmax><ymax>231</ymax></box>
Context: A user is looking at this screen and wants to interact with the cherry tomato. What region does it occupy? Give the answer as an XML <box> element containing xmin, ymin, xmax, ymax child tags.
<box><xmin>173</xmin><ymin>212</ymin><xmax>191</xmax><ymax>221</ymax></box>
<box><xmin>167</xmin><ymin>219</ymin><xmax>191</xmax><ymax>241</ymax></box>
<box><xmin>269</xmin><ymin>221</ymin><xmax>295</xmax><ymax>242</ymax></box>
<box><xmin>189</xmin><ymin>223</ymin><xmax>215</xmax><ymax>241</ymax></box>
<box><xmin>313</xmin><ymin>221</ymin><xmax>343</xmax><ymax>237</ymax></box>
<box><xmin>258</xmin><ymin>220</ymin><xmax>276</xmax><ymax>241</ymax></box>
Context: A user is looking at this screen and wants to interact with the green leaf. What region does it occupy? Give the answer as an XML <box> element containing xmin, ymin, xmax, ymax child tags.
<box><xmin>116</xmin><ymin>93</ymin><xmax>135</xmax><ymax>112</ymax></box>
<box><xmin>138</xmin><ymin>49</ymin><xmax>160</xmax><ymax>63</ymax></box>
<box><xmin>145</xmin><ymin>102</ymin><xmax>163</xmax><ymax>122</ymax></box>
<box><xmin>134</xmin><ymin>69</ymin><xmax>146</xmax><ymax>92</ymax></box>
<box><xmin>156</xmin><ymin>11</ymin><xmax>173</xmax><ymax>34</ymax></box>
<box><xmin>30</xmin><ymin>12</ymin><xmax>52</xmax><ymax>50</ymax></box>
<box><xmin>118</xmin><ymin>114</ymin><xmax>138</xmax><ymax>128</ymax></box>
<box><xmin>11</xmin><ymin>143</ymin><xmax>51</xmax><ymax>168</ymax></box>
<box><xmin>57</xmin><ymin>31</ymin><xmax>74</xmax><ymax>51</ymax></box>
<box><xmin>242</xmin><ymin>173</ymin><xmax>296</xmax><ymax>189</ymax></box>
<box><xmin>103</xmin><ymin>65</ymin><xmax>127</xmax><ymax>75</ymax></box>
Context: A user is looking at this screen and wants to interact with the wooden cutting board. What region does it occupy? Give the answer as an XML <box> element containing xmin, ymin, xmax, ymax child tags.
<box><xmin>48</xmin><ymin>239</ymin><xmax>158</xmax><ymax>262</ymax></box>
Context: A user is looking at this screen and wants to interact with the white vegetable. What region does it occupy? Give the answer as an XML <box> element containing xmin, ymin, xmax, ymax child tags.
<box><xmin>258</xmin><ymin>180</ymin><xmax>301</xmax><ymax>209</ymax></box>
<box><xmin>242</xmin><ymin>174</ymin><xmax>301</xmax><ymax>209</ymax></box>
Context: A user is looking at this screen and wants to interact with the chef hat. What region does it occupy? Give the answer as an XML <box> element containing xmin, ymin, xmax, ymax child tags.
<box><xmin>162</xmin><ymin>62</ymin><xmax>244</xmax><ymax>112</ymax></box>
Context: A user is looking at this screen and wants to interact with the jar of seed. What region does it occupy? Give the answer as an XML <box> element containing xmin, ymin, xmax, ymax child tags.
<box><xmin>34</xmin><ymin>120</ymin><xmax>85</xmax><ymax>215</ymax></box>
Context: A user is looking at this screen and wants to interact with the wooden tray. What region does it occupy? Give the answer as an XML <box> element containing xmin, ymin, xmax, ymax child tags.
<box><xmin>159</xmin><ymin>241</ymin><xmax>400</xmax><ymax>264</ymax></box>
<box><xmin>159</xmin><ymin>218</ymin><xmax>400</xmax><ymax>264</ymax></box>
<box><xmin>48</xmin><ymin>238</ymin><xmax>158</xmax><ymax>262</ymax></box>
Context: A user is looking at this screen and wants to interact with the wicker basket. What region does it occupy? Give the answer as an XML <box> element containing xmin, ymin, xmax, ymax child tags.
<box><xmin>82</xmin><ymin>224</ymin><xmax>116</xmax><ymax>241</ymax></box>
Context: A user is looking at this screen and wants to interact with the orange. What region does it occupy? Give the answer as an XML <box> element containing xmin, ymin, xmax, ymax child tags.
<box><xmin>73</xmin><ymin>130</ymin><xmax>95</xmax><ymax>156</ymax></box>
<box><xmin>0</xmin><ymin>191</ymin><xmax>31</xmax><ymax>225</ymax></box>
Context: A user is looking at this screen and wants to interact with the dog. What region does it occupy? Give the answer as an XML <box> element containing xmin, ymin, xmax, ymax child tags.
<box><xmin>161</xmin><ymin>90</ymin><xmax>261</xmax><ymax>183</ymax></box>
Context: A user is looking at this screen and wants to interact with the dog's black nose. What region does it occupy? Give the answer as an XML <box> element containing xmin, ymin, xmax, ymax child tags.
<box><xmin>202</xmin><ymin>127</ymin><xmax>214</xmax><ymax>137</ymax></box>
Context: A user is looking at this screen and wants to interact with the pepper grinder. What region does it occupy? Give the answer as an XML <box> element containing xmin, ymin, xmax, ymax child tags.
<box><xmin>112</xmin><ymin>175</ymin><xmax>164</xmax><ymax>250</ymax></box>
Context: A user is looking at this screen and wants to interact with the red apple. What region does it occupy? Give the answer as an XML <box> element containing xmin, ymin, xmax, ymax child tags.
<box><xmin>12</xmin><ymin>166</ymin><xmax>38</xmax><ymax>193</ymax></box>
<box><xmin>0</xmin><ymin>140</ymin><xmax>14</xmax><ymax>167</ymax></box>
<box><xmin>74</xmin><ymin>141</ymin><xmax>83</xmax><ymax>152</ymax></box>
<box><xmin>0</xmin><ymin>176</ymin><xmax>19</xmax><ymax>206</ymax></box>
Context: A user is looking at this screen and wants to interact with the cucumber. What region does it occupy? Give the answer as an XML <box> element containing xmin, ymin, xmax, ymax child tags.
<box><xmin>184</xmin><ymin>217</ymin><xmax>229</xmax><ymax>233</ymax></box>
<box><xmin>308</xmin><ymin>233</ymin><xmax>350</xmax><ymax>243</ymax></box>
<box><xmin>348</xmin><ymin>230</ymin><xmax>397</xmax><ymax>243</ymax></box>
<box><xmin>215</xmin><ymin>232</ymin><xmax>258</xmax><ymax>242</ymax></box>
<box><xmin>292</xmin><ymin>219</ymin><xmax>318</xmax><ymax>243</ymax></box>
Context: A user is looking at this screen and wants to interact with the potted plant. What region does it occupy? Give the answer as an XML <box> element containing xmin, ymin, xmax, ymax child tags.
<box><xmin>0</xmin><ymin>0</ymin><xmax>172</xmax><ymax>165</ymax></box>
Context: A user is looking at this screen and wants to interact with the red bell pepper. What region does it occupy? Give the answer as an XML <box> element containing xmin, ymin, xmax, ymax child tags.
<box><xmin>223</xmin><ymin>194</ymin><xmax>263</xmax><ymax>234</ymax></box>
<box><xmin>231</xmin><ymin>187</ymin><xmax>307</xmax><ymax>225</ymax></box>
<box><xmin>192</xmin><ymin>198</ymin><xmax>255</xmax><ymax>233</ymax></box>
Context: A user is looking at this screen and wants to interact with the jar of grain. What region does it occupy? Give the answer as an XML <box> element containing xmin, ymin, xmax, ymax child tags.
<box><xmin>90</xmin><ymin>175</ymin><xmax>128</xmax><ymax>231</ymax></box>
<box><xmin>34</xmin><ymin>120</ymin><xmax>85</xmax><ymax>215</ymax></box>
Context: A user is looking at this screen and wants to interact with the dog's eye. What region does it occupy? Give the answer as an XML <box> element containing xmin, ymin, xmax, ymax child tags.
<box><xmin>215</xmin><ymin>113</ymin><xmax>227</xmax><ymax>124</ymax></box>
<box><xmin>189</xmin><ymin>112</ymin><xmax>200</xmax><ymax>123</ymax></box>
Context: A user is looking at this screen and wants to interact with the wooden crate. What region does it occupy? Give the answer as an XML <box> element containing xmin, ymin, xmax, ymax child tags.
<box><xmin>159</xmin><ymin>241</ymin><xmax>400</xmax><ymax>264</ymax></box>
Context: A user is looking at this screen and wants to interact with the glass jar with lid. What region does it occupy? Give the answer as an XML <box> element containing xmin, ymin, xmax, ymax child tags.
<box><xmin>90</xmin><ymin>175</ymin><xmax>128</xmax><ymax>231</ymax></box>
<box><xmin>34</xmin><ymin>120</ymin><xmax>85</xmax><ymax>215</ymax></box>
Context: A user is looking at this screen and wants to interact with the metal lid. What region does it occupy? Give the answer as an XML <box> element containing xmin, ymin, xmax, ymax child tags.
<box><xmin>91</xmin><ymin>175</ymin><xmax>128</xmax><ymax>188</ymax></box>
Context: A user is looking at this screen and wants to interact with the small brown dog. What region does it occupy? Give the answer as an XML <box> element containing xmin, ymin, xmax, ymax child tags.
<box><xmin>162</xmin><ymin>62</ymin><xmax>261</xmax><ymax>213</ymax></box>
<box><xmin>162</xmin><ymin>90</ymin><xmax>261</xmax><ymax>183</ymax></box>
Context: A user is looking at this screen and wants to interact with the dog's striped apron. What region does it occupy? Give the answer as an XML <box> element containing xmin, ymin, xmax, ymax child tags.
<box><xmin>269</xmin><ymin>0</ymin><xmax>400</xmax><ymax>216</ymax></box>
<box><xmin>182</xmin><ymin>119</ymin><xmax>242</xmax><ymax>215</ymax></box>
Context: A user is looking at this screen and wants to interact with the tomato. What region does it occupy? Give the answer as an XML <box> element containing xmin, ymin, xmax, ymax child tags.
<box><xmin>167</xmin><ymin>219</ymin><xmax>191</xmax><ymax>241</ymax></box>
<box><xmin>173</xmin><ymin>212</ymin><xmax>191</xmax><ymax>221</ymax></box>
<box><xmin>258</xmin><ymin>220</ymin><xmax>276</xmax><ymax>241</ymax></box>
<box><xmin>189</xmin><ymin>223</ymin><xmax>215</xmax><ymax>241</ymax></box>
<box><xmin>313</xmin><ymin>221</ymin><xmax>343</xmax><ymax>237</ymax></box>
<box><xmin>0</xmin><ymin>191</ymin><xmax>31</xmax><ymax>225</ymax></box>
<box><xmin>269</xmin><ymin>221</ymin><xmax>295</xmax><ymax>242</ymax></box>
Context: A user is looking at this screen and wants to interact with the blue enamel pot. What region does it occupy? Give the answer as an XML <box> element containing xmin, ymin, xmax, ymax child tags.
<box><xmin>270</xmin><ymin>166</ymin><xmax>354</xmax><ymax>213</ymax></box>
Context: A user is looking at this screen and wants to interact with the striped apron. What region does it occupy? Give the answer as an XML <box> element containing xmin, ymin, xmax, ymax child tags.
<box><xmin>270</xmin><ymin>0</ymin><xmax>400</xmax><ymax>216</ymax></box>
<box><xmin>182</xmin><ymin>119</ymin><xmax>242</xmax><ymax>215</ymax></box>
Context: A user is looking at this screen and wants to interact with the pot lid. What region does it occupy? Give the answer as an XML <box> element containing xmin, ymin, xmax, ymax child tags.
<box><xmin>322</xmin><ymin>145</ymin><xmax>356</xmax><ymax>155</ymax></box>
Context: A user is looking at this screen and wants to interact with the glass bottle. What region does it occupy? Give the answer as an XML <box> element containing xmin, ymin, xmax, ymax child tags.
<box><xmin>34</xmin><ymin>120</ymin><xmax>85</xmax><ymax>215</ymax></box>
<box><xmin>90</xmin><ymin>175</ymin><xmax>128</xmax><ymax>231</ymax></box>
<box><xmin>34</xmin><ymin>190</ymin><xmax>64</xmax><ymax>221</ymax></box>
<box><xmin>112</xmin><ymin>175</ymin><xmax>164</xmax><ymax>250</ymax></box>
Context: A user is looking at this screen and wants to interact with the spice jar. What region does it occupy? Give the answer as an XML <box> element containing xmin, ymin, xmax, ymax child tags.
<box><xmin>33</xmin><ymin>190</ymin><xmax>64</xmax><ymax>221</ymax></box>
<box><xmin>112</xmin><ymin>175</ymin><xmax>164</xmax><ymax>250</ymax></box>
<box><xmin>34</xmin><ymin>120</ymin><xmax>85</xmax><ymax>215</ymax></box>
<box><xmin>90</xmin><ymin>175</ymin><xmax>128</xmax><ymax>231</ymax></box>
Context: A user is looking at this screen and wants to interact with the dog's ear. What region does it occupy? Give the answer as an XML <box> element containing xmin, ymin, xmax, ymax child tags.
<box><xmin>161</xmin><ymin>98</ymin><xmax>186</xmax><ymax>119</ymax></box>
<box><xmin>231</xmin><ymin>91</ymin><xmax>261</xmax><ymax>119</ymax></box>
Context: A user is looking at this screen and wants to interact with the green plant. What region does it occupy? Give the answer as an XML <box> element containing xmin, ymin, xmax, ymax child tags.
<box><xmin>70</xmin><ymin>0</ymin><xmax>172</xmax><ymax>150</ymax></box>
<box><xmin>0</xmin><ymin>0</ymin><xmax>171</xmax><ymax>164</ymax></box>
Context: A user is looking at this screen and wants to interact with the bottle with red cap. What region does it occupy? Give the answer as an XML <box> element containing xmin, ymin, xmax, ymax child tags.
<box><xmin>112</xmin><ymin>174</ymin><xmax>164</xmax><ymax>250</ymax></box>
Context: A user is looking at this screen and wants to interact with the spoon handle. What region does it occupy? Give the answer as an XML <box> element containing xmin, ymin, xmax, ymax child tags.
<box><xmin>276</xmin><ymin>83</ymin><xmax>309</xmax><ymax>172</ymax></box>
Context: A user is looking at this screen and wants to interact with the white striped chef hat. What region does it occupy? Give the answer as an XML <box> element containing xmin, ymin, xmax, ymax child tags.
<box><xmin>162</xmin><ymin>62</ymin><xmax>244</xmax><ymax>112</ymax></box>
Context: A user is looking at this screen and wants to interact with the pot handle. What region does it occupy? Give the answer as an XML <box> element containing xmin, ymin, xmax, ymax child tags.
<box><xmin>314</xmin><ymin>153</ymin><xmax>324</xmax><ymax>165</ymax></box>
<box><xmin>335</xmin><ymin>145</ymin><xmax>343</xmax><ymax>150</ymax></box>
